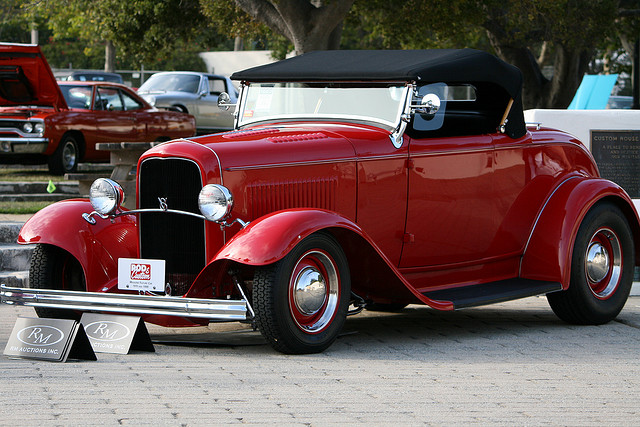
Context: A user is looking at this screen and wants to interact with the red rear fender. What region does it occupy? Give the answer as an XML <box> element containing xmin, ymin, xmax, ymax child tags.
<box><xmin>520</xmin><ymin>177</ymin><xmax>640</xmax><ymax>288</ymax></box>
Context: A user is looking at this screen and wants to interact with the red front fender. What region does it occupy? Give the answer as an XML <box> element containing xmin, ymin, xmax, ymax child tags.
<box><xmin>193</xmin><ymin>209</ymin><xmax>454</xmax><ymax>310</ymax></box>
<box><xmin>520</xmin><ymin>177</ymin><xmax>640</xmax><ymax>288</ymax></box>
<box><xmin>215</xmin><ymin>209</ymin><xmax>362</xmax><ymax>266</ymax></box>
<box><xmin>18</xmin><ymin>199</ymin><xmax>139</xmax><ymax>292</ymax></box>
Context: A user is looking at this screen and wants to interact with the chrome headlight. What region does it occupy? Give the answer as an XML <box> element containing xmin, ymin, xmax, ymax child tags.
<box><xmin>198</xmin><ymin>184</ymin><xmax>233</xmax><ymax>222</ymax></box>
<box><xmin>34</xmin><ymin>122</ymin><xmax>44</xmax><ymax>134</ymax></box>
<box><xmin>22</xmin><ymin>122</ymin><xmax>33</xmax><ymax>133</ymax></box>
<box><xmin>89</xmin><ymin>178</ymin><xmax>124</xmax><ymax>215</ymax></box>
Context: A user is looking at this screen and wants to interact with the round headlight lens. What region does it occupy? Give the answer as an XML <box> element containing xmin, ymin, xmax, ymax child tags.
<box><xmin>34</xmin><ymin>122</ymin><xmax>44</xmax><ymax>134</ymax></box>
<box><xmin>198</xmin><ymin>184</ymin><xmax>233</xmax><ymax>222</ymax></box>
<box><xmin>22</xmin><ymin>122</ymin><xmax>33</xmax><ymax>133</ymax></box>
<box><xmin>89</xmin><ymin>178</ymin><xmax>124</xmax><ymax>215</ymax></box>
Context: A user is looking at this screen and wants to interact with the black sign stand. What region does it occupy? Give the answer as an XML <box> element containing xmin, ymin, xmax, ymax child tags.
<box><xmin>3</xmin><ymin>317</ymin><xmax>97</xmax><ymax>362</ymax></box>
<box><xmin>80</xmin><ymin>313</ymin><xmax>155</xmax><ymax>354</ymax></box>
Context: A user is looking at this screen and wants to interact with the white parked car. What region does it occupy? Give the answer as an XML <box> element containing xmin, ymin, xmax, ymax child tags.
<box><xmin>138</xmin><ymin>71</ymin><xmax>238</xmax><ymax>134</ymax></box>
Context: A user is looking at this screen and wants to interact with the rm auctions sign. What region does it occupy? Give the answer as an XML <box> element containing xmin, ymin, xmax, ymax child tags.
<box><xmin>3</xmin><ymin>317</ymin><xmax>96</xmax><ymax>362</ymax></box>
<box><xmin>80</xmin><ymin>313</ymin><xmax>155</xmax><ymax>354</ymax></box>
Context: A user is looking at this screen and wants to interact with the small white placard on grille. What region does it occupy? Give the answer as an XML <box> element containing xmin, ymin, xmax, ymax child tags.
<box><xmin>118</xmin><ymin>258</ymin><xmax>166</xmax><ymax>292</ymax></box>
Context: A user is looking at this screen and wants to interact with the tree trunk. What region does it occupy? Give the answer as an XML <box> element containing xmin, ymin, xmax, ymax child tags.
<box><xmin>105</xmin><ymin>41</ymin><xmax>116</xmax><ymax>73</ymax></box>
<box><xmin>235</xmin><ymin>0</ymin><xmax>354</xmax><ymax>54</ymax></box>
<box><xmin>487</xmin><ymin>31</ymin><xmax>592</xmax><ymax>109</ymax></box>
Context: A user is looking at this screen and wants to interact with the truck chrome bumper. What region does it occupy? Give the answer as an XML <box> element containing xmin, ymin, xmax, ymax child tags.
<box><xmin>0</xmin><ymin>284</ymin><xmax>247</xmax><ymax>321</ymax></box>
<box><xmin>0</xmin><ymin>137</ymin><xmax>48</xmax><ymax>153</ymax></box>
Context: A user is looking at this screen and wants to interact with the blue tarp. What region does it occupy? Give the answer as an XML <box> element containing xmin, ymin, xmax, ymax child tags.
<box><xmin>568</xmin><ymin>74</ymin><xmax>619</xmax><ymax>109</ymax></box>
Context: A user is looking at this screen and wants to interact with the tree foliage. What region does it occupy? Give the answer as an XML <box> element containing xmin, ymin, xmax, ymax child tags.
<box><xmin>4</xmin><ymin>0</ymin><xmax>640</xmax><ymax>108</ymax></box>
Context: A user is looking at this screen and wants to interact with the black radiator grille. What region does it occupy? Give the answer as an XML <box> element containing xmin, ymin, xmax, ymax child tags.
<box><xmin>138</xmin><ymin>158</ymin><xmax>205</xmax><ymax>295</ymax></box>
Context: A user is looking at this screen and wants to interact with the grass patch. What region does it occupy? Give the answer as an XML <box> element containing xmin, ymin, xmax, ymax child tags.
<box><xmin>0</xmin><ymin>167</ymin><xmax>62</xmax><ymax>183</ymax></box>
<box><xmin>0</xmin><ymin>201</ymin><xmax>53</xmax><ymax>214</ymax></box>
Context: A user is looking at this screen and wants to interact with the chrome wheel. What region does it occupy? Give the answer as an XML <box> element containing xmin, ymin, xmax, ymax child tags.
<box><xmin>547</xmin><ymin>202</ymin><xmax>633</xmax><ymax>325</ymax></box>
<box><xmin>253</xmin><ymin>232</ymin><xmax>351</xmax><ymax>354</ymax></box>
<box><xmin>62</xmin><ymin>140</ymin><xmax>78</xmax><ymax>172</ymax></box>
<box><xmin>289</xmin><ymin>250</ymin><xmax>340</xmax><ymax>333</ymax></box>
<box><xmin>585</xmin><ymin>227</ymin><xmax>621</xmax><ymax>299</ymax></box>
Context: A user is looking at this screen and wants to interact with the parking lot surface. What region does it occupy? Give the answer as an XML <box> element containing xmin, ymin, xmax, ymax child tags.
<box><xmin>2</xmin><ymin>296</ymin><xmax>640</xmax><ymax>425</ymax></box>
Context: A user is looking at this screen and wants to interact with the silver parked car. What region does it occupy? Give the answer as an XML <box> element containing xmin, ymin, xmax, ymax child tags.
<box><xmin>138</xmin><ymin>71</ymin><xmax>238</xmax><ymax>134</ymax></box>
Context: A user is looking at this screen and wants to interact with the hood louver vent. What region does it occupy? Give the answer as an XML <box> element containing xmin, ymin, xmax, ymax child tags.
<box><xmin>267</xmin><ymin>132</ymin><xmax>328</xmax><ymax>143</ymax></box>
<box><xmin>247</xmin><ymin>177</ymin><xmax>337</xmax><ymax>220</ymax></box>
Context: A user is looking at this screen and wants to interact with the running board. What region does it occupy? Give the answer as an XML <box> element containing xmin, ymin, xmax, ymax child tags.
<box><xmin>422</xmin><ymin>279</ymin><xmax>562</xmax><ymax>309</ymax></box>
<box><xmin>0</xmin><ymin>284</ymin><xmax>247</xmax><ymax>321</ymax></box>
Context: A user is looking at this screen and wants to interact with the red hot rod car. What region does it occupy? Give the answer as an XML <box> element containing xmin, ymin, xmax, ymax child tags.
<box><xmin>2</xmin><ymin>49</ymin><xmax>639</xmax><ymax>354</ymax></box>
<box><xmin>0</xmin><ymin>43</ymin><xmax>196</xmax><ymax>174</ymax></box>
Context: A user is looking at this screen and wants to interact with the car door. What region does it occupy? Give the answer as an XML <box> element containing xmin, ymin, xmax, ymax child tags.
<box><xmin>399</xmin><ymin>83</ymin><xmax>498</xmax><ymax>276</ymax></box>
<box><xmin>401</xmin><ymin>134</ymin><xmax>495</xmax><ymax>269</ymax></box>
<box><xmin>94</xmin><ymin>86</ymin><xmax>138</xmax><ymax>142</ymax></box>
<box><xmin>195</xmin><ymin>76</ymin><xmax>234</xmax><ymax>131</ymax></box>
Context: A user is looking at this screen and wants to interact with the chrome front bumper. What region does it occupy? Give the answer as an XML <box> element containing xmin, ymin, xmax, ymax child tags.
<box><xmin>0</xmin><ymin>284</ymin><xmax>248</xmax><ymax>321</ymax></box>
<box><xmin>0</xmin><ymin>137</ymin><xmax>48</xmax><ymax>153</ymax></box>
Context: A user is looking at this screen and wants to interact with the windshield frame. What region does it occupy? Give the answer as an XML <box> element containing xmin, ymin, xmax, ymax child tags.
<box><xmin>235</xmin><ymin>81</ymin><xmax>412</xmax><ymax>131</ymax></box>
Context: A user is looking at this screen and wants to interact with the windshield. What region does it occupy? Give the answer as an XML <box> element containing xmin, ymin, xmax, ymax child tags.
<box><xmin>238</xmin><ymin>83</ymin><xmax>408</xmax><ymax>129</ymax></box>
<box><xmin>138</xmin><ymin>74</ymin><xmax>201</xmax><ymax>94</ymax></box>
<box><xmin>59</xmin><ymin>85</ymin><xmax>93</xmax><ymax>109</ymax></box>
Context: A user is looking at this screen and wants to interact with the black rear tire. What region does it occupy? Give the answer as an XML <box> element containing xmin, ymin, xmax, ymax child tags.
<box><xmin>29</xmin><ymin>244</ymin><xmax>85</xmax><ymax>320</ymax></box>
<box><xmin>547</xmin><ymin>202</ymin><xmax>634</xmax><ymax>324</ymax></box>
<box><xmin>253</xmin><ymin>232</ymin><xmax>351</xmax><ymax>354</ymax></box>
<box><xmin>48</xmin><ymin>134</ymin><xmax>79</xmax><ymax>175</ymax></box>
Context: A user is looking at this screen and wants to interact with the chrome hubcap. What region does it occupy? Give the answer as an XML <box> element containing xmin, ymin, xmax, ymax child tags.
<box><xmin>586</xmin><ymin>242</ymin><xmax>609</xmax><ymax>283</ymax></box>
<box><xmin>293</xmin><ymin>267</ymin><xmax>327</xmax><ymax>315</ymax></box>
<box><xmin>585</xmin><ymin>227</ymin><xmax>621</xmax><ymax>299</ymax></box>
<box><xmin>289</xmin><ymin>250</ymin><xmax>340</xmax><ymax>333</ymax></box>
<box><xmin>62</xmin><ymin>141</ymin><xmax>77</xmax><ymax>170</ymax></box>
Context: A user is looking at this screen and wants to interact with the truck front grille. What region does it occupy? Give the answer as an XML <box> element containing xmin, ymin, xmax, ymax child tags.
<box><xmin>138</xmin><ymin>158</ymin><xmax>204</xmax><ymax>296</ymax></box>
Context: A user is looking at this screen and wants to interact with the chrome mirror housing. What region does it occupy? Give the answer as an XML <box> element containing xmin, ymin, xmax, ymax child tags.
<box><xmin>414</xmin><ymin>93</ymin><xmax>441</xmax><ymax>116</ymax></box>
<box><xmin>217</xmin><ymin>92</ymin><xmax>236</xmax><ymax>111</ymax></box>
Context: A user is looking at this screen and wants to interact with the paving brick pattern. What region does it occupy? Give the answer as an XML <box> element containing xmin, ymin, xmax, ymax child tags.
<box><xmin>2</xmin><ymin>297</ymin><xmax>640</xmax><ymax>425</ymax></box>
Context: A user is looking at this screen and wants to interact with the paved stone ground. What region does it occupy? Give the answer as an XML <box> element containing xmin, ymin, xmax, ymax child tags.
<box><xmin>1</xmin><ymin>296</ymin><xmax>640</xmax><ymax>425</ymax></box>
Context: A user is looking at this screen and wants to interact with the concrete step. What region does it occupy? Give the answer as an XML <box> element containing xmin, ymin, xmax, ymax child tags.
<box><xmin>0</xmin><ymin>222</ymin><xmax>22</xmax><ymax>243</ymax></box>
<box><xmin>0</xmin><ymin>242</ymin><xmax>33</xmax><ymax>271</ymax></box>
<box><xmin>0</xmin><ymin>181</ymin><xmax>79</xmax><ymax>195</ymax></box>
<box><xmin>0</xmin><ymin>270</ymin><xmax>28</xmax><ymax>287</ymax></box>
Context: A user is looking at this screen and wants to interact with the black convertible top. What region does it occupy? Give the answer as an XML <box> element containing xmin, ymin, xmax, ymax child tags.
<box><xmin>232</xmin><ymin>49</ymin><xmax>526</xmax><ymax>138</ymax></box>
<box><xmin>231</xmin><ymin>49</ymin><xmax>522</xmax><ymax>99</ymax></box>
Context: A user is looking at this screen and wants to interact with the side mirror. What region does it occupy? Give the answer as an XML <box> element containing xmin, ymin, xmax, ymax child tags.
<box><xmin>217</xmin><ymin>92</ymin><xmax>236</xmax><ymax>111</ymax></box>
<box><xmin>198</xmin><ymin>90</ymin><xmax>208</xmax><ymax>98</ymax></box>
<box><xmin>416</xmin><ymin>93</ymin><xmax>441</xmax><ymax>116</ymax></box>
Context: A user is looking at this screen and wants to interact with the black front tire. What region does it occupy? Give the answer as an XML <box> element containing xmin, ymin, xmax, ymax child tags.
<box><xmin>253</xmin><ymin>232</ymin><xmax>351</xmax><ymax>354</ymax></box>
<box><xmin>547</xmin><ymin>202</ymin><xmax>634</xmax><ymax>324</ymax></box>
<box><xmin>48</xmin><ymin>134</ymin><xmax>79</xmax><ymax>175</ymax></box>
<box><xmin>29</xmin><ymin>244</ymin><xmax>86</xmax><ymax>320</ymax></box>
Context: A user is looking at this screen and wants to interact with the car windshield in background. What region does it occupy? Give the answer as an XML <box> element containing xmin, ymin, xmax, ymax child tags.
<box><xmin>239</xmin><ymin>83</ymin><xmax>409</xmax><ymax>129</ymax></box>
<box><xmin>139</xmin><ymin>74</ymin><xmax>201</xmax><ymax>94</ymax></box>
<box><xmin>59</xmin><ymin>85</ymin><xmax>92</xmax><ymax>109</ymax></box>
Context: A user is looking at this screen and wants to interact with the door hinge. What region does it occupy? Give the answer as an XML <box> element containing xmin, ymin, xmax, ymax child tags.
<box><xmin>403</xmin><ymin>233</ymin><xmax>415</xmax><ymax>243</ymax></box>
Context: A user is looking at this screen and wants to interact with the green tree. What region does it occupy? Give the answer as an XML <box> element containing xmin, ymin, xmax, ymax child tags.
<box><xmin>347</xmin><ymin>0</ymin><xmax>632</xmax><ymax>109</ymax></box>
<box><xmin>21</xmin><ymin>0</ymin><xmax>218</xmax><ymax>72</ymax></box>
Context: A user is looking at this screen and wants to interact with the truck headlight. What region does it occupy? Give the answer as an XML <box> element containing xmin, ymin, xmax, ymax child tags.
<box><xmin>198</xmin><ymin>184</ymin><xmax>233</xmax><ymax>222</ymax></box>
<box><xmin>89</xmin><ymin>178</ymin><xmax>124</xmax><ymax>215</ymax></box>
<box><xmin>22</xmin><ymin>122</ymin><xmax>33</xmax><ymax>133</ymax></box>
<box><xmin>34</xmin><ymin>122</ymin><xmax>44</xmax><ymax>134</ymax></box>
